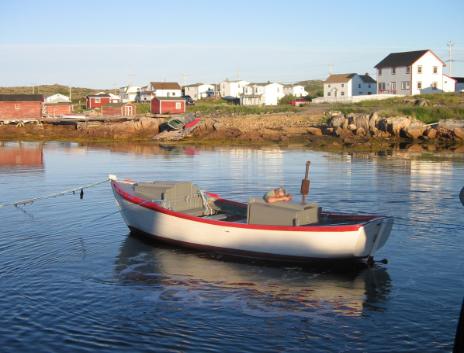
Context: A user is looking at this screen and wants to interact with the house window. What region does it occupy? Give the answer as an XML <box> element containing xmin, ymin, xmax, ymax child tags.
<box><xmin>341</xmin><ymin>92</ymin><xmax>345</xmax><ymax>96</ymax></box>
<box><xmin>95</xmin><ymin>98</ymin><xmax>100</xmax><ymax>103</ymax></box>
<box><xmin>401</xmin><ymin>81</ymin><xmax>410</xmax><ymax>90</ymax></box>
<box><xmin>167</xmin><ymin>92</ymin><xmax>170</xmax><ymax>97</ymax></box>
<box><xmin>418</xmin><ymin>66</ymin><xmax>422</xmax><ymax>74</ymax></box>
<box><xmin>417</xmin><ymin>81</ymin><xmax>422</xmax><ymax>89</ymax></box>
<box><xmin>341</xmin><ymin>83</ymin><xmax>344</xmax><ymax>87</ymax></box>
<box><xmin>175</xmin><ymin>102</ymin><xmax>181</xmax><ymax>109</ymax></box>
<box><xmin>358</xmin><ymin>84</ymin><xmax>361</xmax><ymax>88</ymax></box>
<box><xmin>368</xmin><ymin>84</ymin><xmax>371</xmax><ymax>88</ymax></box>
<box><xmin>327</xmin><ymin>92</ymin><xmax>331</xmax><ymax>96</ymax></box>
<box><xmin>328</xmin><ymin>84</ymin><xmax>331</xmax><ymax>88</ymax></box>
<box><xmin>392</xmin><ymin>67</ymin><xmax>396</xmax><ymax>75</ymax></box>
<box><xmin>378</xmin><ymin>68</ymin><xmax>382</xmax><ymax>76</ymax></box>
<box><xmin>433</xmin><ymin>66</ymin><xmax>438</xmax><ymax>74</ymax></box>
<box><xmin>432</xmin><ymin>82</ymin><xmax>438</xmax><ymax>90</ymax></box>
<box><xmin>378</xmin><ymin>82</ymin><xmax>386</xmax><ymax>91</ymax></box>
<box><xmin>406</xmin><ymin>66</ymin><xmax>411</xmax><ymax>74</ymax></box>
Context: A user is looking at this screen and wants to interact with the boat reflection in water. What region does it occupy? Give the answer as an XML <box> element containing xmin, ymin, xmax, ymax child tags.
<box><xmin>115</xmin><ymin>235</ymin><xmax>391</xmax><ymax>317</ymax></box>
<box><xmin>0</xmin><ymin>142</ymin><xmax>44</xmax><ymax>169</ymax></box>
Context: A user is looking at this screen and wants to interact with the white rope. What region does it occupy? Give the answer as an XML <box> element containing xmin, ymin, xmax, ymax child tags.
<box><xmin>0</xmin><ymin>178</ymin><xmax>110</xmax><ymax>209</ymax></box>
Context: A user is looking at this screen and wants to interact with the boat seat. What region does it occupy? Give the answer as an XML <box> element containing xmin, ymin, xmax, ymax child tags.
<box><xmin>133</xmin><ymin>181</ymin><xmax>205</xmax><ymax>214</ymax></box>
<box><xmin>247</xmin><ymin>198</ymin><xmax>320</xmax><ymax>226</ymax></box>
<box><xmin>203</xmin><ymin>213</ymin><xmax>229</xmax><ymax>221</ymax></box>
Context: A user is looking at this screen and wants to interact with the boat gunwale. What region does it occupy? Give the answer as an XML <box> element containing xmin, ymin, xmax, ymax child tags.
<box><xmin>112</xmin><ymin>180</ymin><xmax>389</xmax><ymax>232</ymax></box>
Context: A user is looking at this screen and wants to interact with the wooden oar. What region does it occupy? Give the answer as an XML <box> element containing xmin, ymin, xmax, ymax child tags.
<box><xmin>300</xmin><ymin>161</ymin><xmax>311</xmax><ymax>205</ymax></box>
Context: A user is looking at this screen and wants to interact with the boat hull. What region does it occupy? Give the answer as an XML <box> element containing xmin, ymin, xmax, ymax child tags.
<box><xmin>112</xmin><ymin>181</ymin><xmax>393</xmax><ymax>261</ymax></box>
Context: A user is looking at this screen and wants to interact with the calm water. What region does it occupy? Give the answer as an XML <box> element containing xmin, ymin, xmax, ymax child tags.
<box><xmin>0</xmin><ymin>141</ymin><xmax>463</xmax><ymax>353</ymax></box>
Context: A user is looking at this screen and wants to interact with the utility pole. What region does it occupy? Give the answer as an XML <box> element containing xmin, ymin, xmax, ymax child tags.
<box><xmin>447</xmin><ymin>41</ymin><xmax>454</xmax><ymax>76</ymax></box>
<box><xmin>69</xmin><ymin>86</ymin><xmax>72</xmax><ymax>101</ymax></box>
<box><xmin>328</xmin><ymin>64</ymin><xmax>333</xmax><ymax>75</ymax></box>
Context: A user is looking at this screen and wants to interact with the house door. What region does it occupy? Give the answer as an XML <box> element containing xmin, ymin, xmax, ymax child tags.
<box><xmin>391</xmin><ymin>82</ymin><xmax>396</xmax><ymax>94</ymax></box>
<box><xmin>332</xmin><ymin>88</ymin><xmax>338</xmax><ymax>97</ymax></box>
<box><xmin>124</xmin><ymin>105</ymin><xmax>133</xmax><ymax>116</ymax></box>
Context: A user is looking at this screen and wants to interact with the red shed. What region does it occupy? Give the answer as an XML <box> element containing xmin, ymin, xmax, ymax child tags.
<box><xmin>101</xmin><ymin>103</ymin><xmax>136</xmax><ymax>117</ymax></box>
<box><xmin>86</xmin><ymin>94</ymin><xmax>111</xmax><ymax>110</ymax></box>
<box><xmin>44</xmin><ymin>102</ymin><xmax>73</xmax><ymax>117</ymax></box>
<box><xmin>151</xmin><ymin>97</ymin><xmax>186</xmax><ymax>114</ymax></box>
<box><xmin>0</xmin><ymin>94</ymin><xmax>44</xmax><ymax>121</ymax></box>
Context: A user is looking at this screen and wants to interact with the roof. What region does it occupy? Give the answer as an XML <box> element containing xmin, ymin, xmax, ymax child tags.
<box><xmin>153</xmin><ymin>96</ymin><xmax>185</xmax><ymax>101</ymax></box>
<box><xmin>358</xmin><ymin>74</ymin><xmax>376</xmax><ymax>84</ymax></box>
<box><xmin>0</xmin><ymin>94</ymin><xmax>43</xmax><ymax>101</ymax></box>
<box><xmin>374</xmin><ymin>50</ymin><xmax>445</xmax><ymax>68</ymax></box>
<box><xmin>324</xmin><ymin>73</ymin><xmax>356</xmax><ymax>83</ymax></box>
<box><xmin>102</xmin><ymin>103</ymin><xmax>134</xmax><ymax>107</ymax></box>
<box><xmin>183</xmin><ymin>83</ymin><xmax>204</xmax><ymax>87</ymax></box>
<box><xmin>452</xmin><ymin>77</ymin><xmax>464</xmax><ymax>83</ymax></box>
<box><xmin>150</xmin><ymin>82</ymin><xmax>181</xmax><ymax>90</ymax></box>
<box><xmin>87</xmin><ymin>93</ymin><xmax>110</xmax><ymax>98</ymax></box>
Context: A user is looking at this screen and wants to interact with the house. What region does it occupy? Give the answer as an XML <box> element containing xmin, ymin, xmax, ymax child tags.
<box><xmin>219</xmin><ymin>80</ymin><xmax>249</xmax><ymax>98</ymax></box>
<box><xmin>151</xmin><ymin>97</ymin><xmax>186</xmax><ymax>114</ymax></box>
<box><xmin>137</xmin><ymin>86</ymin><xmax>154</xmax><ymax>103</ymax></box>
<box><xmin>375</xmin><ymin>49</ymin><xmax>446</xmax><ymax>95</ymax></box>
<box><xmin>45</xmin><ymin>93</ymin><xmax>70</xmax><ymax>104</ymax></box>
<box><xmin>0</xmin><ymin>94</ymin><xmax>43</xmax><ymax>121</ymax></box>
<box><xmin>323</xmin><ymin>73</ymin><xmax>377</xmax><ymax>98</ymax></box>
<box><xmin>101</xmin><ymin>103</ymin><xmax>136</xmax><ymax>117</ymax></box>
<box><xmin>44</xmin><ymin>102</ymin><xmax>73</xmax><ymax>116</ymax></box>
<box><xmin>148</xmin><ymin>82</ymin><xmax>182</xmax><ymax>98</ymax></box>
<box><xmin>453</xmin><ymin>77</ymin><xmax>464</xmax><ymax>92</ymax></box>
<box><xmin>183</xmin><ymin>83</ymin><xmax>215</xmax><ymax>100</ymax></box>
<box><xmin>283</xmin><ymin>84</ymin><xmax>308</xmax><ymax>97</ymax></box>
<box><xmin>119</xmin><ymin>86</ymin><xmax>141</xmax><ymax>103</ymax></box>
<box><xmin>442</xmin><ymin>75</ymin><xmax>457</xmax><ymax>93</ymax></box>
<box><xmin>108</xmin><ymin>93</ymin><xmax>121</xmax><ymax>103</ymax></box>
<box><xmin>86</xmin><ymin>93</ymin><xmax>111</xmax><ymax>109</ymax></box>
<box><xmin>241</xmin><ymin>82</ymin><xmax>285</xmax><ymax>106</ymax></box>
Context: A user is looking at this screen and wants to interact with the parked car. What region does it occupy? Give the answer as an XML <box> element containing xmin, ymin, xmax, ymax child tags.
<box><xmin>183</xmin><ymin>95</ymin><xmax>195</xmax><ymax>105</ymax></box>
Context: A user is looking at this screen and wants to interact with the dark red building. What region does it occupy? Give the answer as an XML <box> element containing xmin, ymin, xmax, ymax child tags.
<box><xmin>101</xmin><ymin>103</ymin><xmax>136</xmax><ymax>117</ymax></box>
<box><xmin>151</xmin><ymin>97</ymin><xmax>186</xmax><ymax>115</ymax></box>
<box><xmin>0</xmin><ymin>94</ymin><xmax>43</xmax><ymax>121</ymax></box>
<box><xmin>85</xmin><ymin>94</ymin><xmax>111</xmax><ymax>110</ymax></box>
<box><xmin>44</xmin><ymin>102</ymin><xmax>73</xmax><ymax>116</ymax></box>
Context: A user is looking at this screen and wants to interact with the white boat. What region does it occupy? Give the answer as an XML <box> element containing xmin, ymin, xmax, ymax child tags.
<box><xmin>110</xmin><ymin>176</ymin><xmax>393</xmax><ymax>263</ymax></box>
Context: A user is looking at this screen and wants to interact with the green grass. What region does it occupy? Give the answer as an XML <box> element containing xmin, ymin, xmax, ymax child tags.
<box><xmin>330</xmin><ymin>93</ymin><xmax>464</xmax><ymax>124</ymax></box>
<box><xmin>134</xmin><ymin>103</ymin><xmax>151</xmax><ymax>114</ymax></box>
<box><xmin>187</xmin><ymin>98</ymin><xmax>299</xmax><ymax>115</ymax></box>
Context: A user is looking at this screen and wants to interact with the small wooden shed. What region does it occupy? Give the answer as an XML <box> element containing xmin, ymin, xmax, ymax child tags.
<box><xmin>44</xmin><ymin>102</ymin><xmax>73</xmax><ymax>116</ymax></box>
<box><xmin>151</xmin><ymin>97</ymin><xmax>185</xmax><ymax>115</ymax></box>
<box><xmin>0</xmin><ymin>94</ymin><xmax>44</xmax><ymax>121</ymax></box>
<box><xmin>101</xmin><ymin>103</ymin><xmax>136</xmax><ymax>117</ymax></box>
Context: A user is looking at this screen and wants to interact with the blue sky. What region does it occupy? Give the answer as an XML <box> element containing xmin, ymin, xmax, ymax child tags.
<box><xmin>1</xmin><ymin>0</ymin><xmax>463</xmax><ymax>87</ymax></box>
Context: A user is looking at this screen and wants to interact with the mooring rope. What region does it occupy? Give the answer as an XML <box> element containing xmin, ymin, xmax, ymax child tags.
<box><xmin>0</xmin><ymin>178</ymin><xmax>110</xmax><ymax>209</ymax></box>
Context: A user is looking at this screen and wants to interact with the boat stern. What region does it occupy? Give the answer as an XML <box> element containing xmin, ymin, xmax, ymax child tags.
<box><xmin>353</xmin><ymin>217</ymin><xmax>394</xmax><ymax>258</ymax></box>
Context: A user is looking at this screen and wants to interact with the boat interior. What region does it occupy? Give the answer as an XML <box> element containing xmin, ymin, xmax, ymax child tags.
<box><xmin>130</xmin><ymin>181</ymin><xmax>364</xmax><ymax>227</ymax></box>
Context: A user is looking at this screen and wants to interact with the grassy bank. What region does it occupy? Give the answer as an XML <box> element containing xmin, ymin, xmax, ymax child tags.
<box><xmin>331</xmin><ymin>93</ymin><xmax>464</xmax><ymax>124</ymax></box>
<box><xmin>187</xmin><ymin>98</ymin><xmax>299</xmax><ymax>115</ymax></box>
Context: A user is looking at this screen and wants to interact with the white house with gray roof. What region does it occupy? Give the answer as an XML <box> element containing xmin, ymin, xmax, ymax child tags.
<box><xmin>219</xmin><ymin>80</ymin><xmax>249</xmax><ymax>98</ymax></box>
<box><xmin>374</xmin><ymin>49</ymin><xmax>450</xmax><ymax>95</ymax></box>
<box><xmin>323</xmin><ymin>73</ymin><xmax>376</xmax><ymax>99</ymax></box>
<box><xmin>241</xmin><ymin>82</ymin><xmax>284</xmax><ymax>106</ymax></box>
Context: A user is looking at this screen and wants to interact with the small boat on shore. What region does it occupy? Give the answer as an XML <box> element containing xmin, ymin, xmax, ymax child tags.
<box><xmin>109</xmin><ymin>173</ymin><xmax>393</xmax><ymax>263</ymax></box>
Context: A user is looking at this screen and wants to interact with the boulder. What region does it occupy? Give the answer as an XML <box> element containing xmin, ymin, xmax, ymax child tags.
<box><xmin>369</xmin><ymin>112</ymin><xmax>380</xmax><ymax>133</ymax></box>
<box><xmin>307</xmin><ymin>127</ymin><xmax>323</xmax><ymax>136</ymax></box>
<box><xmin>390</xmin><ymin>116</ymin><xmax>412</xmax><ymax>136</ymax></box>
<box><xmin>352</xmin><ymin>114</ymin><xmax>370</xmax><ymax>132</ymax></box>
<box><xmin>328</xmin><ymin>115</ymin><xmax>346</xmax><ymax>129</ymax></box>
<box><xmin>404</xmin><ymin>121</ymin><xmax>426</xmax><ymax>140</ymax></box>
<box><xmin>425</xmin><ymin>128</ymin><xmax>437</xmax><ymax>139</ymax></box>
<box><xmin>348</xmin><ymin>123</ymin><xmax>357</xmax><ymax>131</ymax></box>
<box><xmin>355</xmin><ymin>127</ymin><xmax>366</xmax><ymax>136</ymax></box>
<box><xmin>439</xmin><ymin>119</ymin><xmax>464</xmax><ymax>130</ymax></box>
<box><xmin>454</xmin><ymin>127</ymin><xmax>464</xmax><ymax>140</ymax></box>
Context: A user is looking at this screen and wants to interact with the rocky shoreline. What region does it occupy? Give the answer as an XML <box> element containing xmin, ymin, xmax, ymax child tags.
<box><xmin>1</xmin><ymin>111</ymin><xmax>463</xmax><ymax>152</ymax></box>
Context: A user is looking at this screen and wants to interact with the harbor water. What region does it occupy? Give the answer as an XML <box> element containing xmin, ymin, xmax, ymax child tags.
<box><xmin>0</xmin><ymin>141</ymin><xmax>463</xmax><ymax>353</ymax></box>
